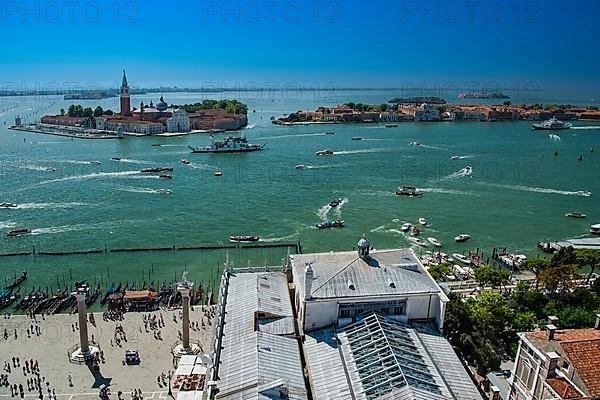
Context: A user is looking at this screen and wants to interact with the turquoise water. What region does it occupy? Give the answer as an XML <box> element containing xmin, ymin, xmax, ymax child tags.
<box><xmin>1</xmin><ymin>91</ymin><xmax>599</xmax><ymax>299</ymax></box>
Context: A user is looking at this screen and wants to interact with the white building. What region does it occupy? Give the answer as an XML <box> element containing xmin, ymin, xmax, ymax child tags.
<box><xmin>291</xmin><ymin>236</ymin><xmax>449</xmax><ymax>333</ymax></box>
<box><xmin>166</xmin><ymin>108</ymin><xmax>191</xmax><ymax>132</ymax></box>
<box><xmin>414</xmin><ymin>103</ymin><xmax>441</xmax><ymax>121</ymax></box>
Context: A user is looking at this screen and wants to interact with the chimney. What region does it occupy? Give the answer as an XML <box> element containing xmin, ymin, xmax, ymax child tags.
<box><xmin>304</xmin><ymin>264</ymin><xmax>314</xmax><ymax>300</ymax></box>
<box><xmin>548</xmin><ymin>315</ymin><xmax>559</xmax><ymax>327</ymax></box>
<box><xmin>545</xmin><ymin>324</ymin><xmax>557</xmax><ymax>341</ymax></box>
<box><xmin>490</xmin><ymin>386</ymin><xmax>500</xmax><ymax>400</ymax></box>
<box><xmin>546</xmin><ymin>352</ymin><xmax>560</xmax><ymax>378</ymax></box>
<box><xmin>595</xmin><ymin>313</ymin><xmax>600</xmax><ymax>330</ymax></box>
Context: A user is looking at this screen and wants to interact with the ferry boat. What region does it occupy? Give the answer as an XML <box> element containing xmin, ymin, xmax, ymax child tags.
<box><xmin>189</xmin><ymin>135</ymin><xmax>264</xmax><ymax>153</ymax></box>
<box><xmin>396</xmin><ymin>186</ymin><xmax>423</xmax><ymax>197</ymax></box>
<box><xmin>591</xmin><ymin>224</ymin><xmax>600</xmax><ymax>235</ymax></box>
<box><xmin>565</xmin><ymin>212</ymin><xmax>586</xmax><ymax>218</ymax></box>
<box><xmin>532</xmin><ymin>116</ymin><xmax>572</xmax><ymax>130</ymax></box>
<box><xmin>229</xmin><ymin>235</ymin><xmax>260</xmax><ymax>243</ymax></box>
<box><xmin>0</xmin><ymin>202</ymin><xmax>17</xmax><ymax>208</ymax></box>
<box><xmin>6</xmin><ymin>228</ymin><xmax>32</xmax><ymax>238</ymax></box>
<box><xmin>454</xmin><ymin>234</ymin><xmax>471</xmax><ymax>242</ymax></box>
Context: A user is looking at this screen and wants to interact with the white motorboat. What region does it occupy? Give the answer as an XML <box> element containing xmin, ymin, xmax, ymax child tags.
<box><xmin>591</xmin><ymin>224</ymin><xmax>600</xmax><ymax>235</ymax></box>
<box><xmin>452</xmin><ymin>253</ymin><xmax>471</xmax><ymax>265</ymax></box>
<box><xmin>401</xmin><ymin>223</ymin><xmax>412</xmax><ymax>232</ymax></box>
<box><xmin>427</xmin><ymin>237</ymin><xmax>442</xmax><ymax>247</ymax></box>
<box><xmin>419</xmin><ymin>217</ymin><xmax>427</xmax><ymax>225</ymax></box>
<box><xmin>565</xmin><ymin>212</ymin><xmax>586</xmax><ymax>218</ymax></box>
<box><xmin>158</xmin><ymin>189</ymin><xmax>172</xmax><ymax>195</ymax></box>
<box><xmin>295</xmin><ymin>165</ymin><xmax>307</xmax><ymax>169</ymax></box>
<box><xmin>409</xmin><ymin>237</ymin><xmax>428</xmax><ymax>247</ymax></box>
<box><xmin>455</xmin><ymin>234</ymin><xmax>471</xmax><ymax>242</ymax></box>
<box><xmin>315</xmin><ymin>149</ymin><xmax>334</xmax><ymax>156</ymax></box>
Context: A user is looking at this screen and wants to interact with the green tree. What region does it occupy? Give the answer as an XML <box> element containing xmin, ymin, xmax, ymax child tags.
<box><xmin>576</xmin><ymin>249</ymin><xmax>600</xmax><ymax>283</ymax></box>
<box><xmin>551</xmin><ymin>246</ymin><xmax>577</xmax><ymax>267</ymax></box>
<box><xmin>93</xmin><ymin>106</ymin><xmax>104</xmax><ymax>118</ymax></box>
<box><xmin>539</xmin><ymin>264</ymin><xmax>579</xmax><ymax>296</ymax></box>
<box><xmin>503</xmin><ymin>101</ymin><xmax>512</xmax><ymax>106</ymax></box>
<box><xmin>82</xmin><ymin>107</ymin><xmax>93</xmax><ymax>118</ymax></box>
<box><xmin>60</xmin><ymin>108</ymin><xmax>65</xmax><ymax>116</ymax></box>
<box><xmin>103</xmin><ymin>109</ymin><xmax>114</xmax><ymax>116</ymax></box>
<box><xmin>379</xmin><ymin>103</ymin><xmax>389</xmax><ymax>112</ymax></box>
<box><xmin>474</xmin><ymin>266</ymin><xmax>511</xmax><ymax>289</ymax></box>
<box><xmin>522</xmin><ymin>258</ymin><xmax>550</xmax><ymax>289</ymax></box>
<box><xmin>428</xmin><ymin>263</ymin><xmax>453</xmax><ymax>282</ymax></box>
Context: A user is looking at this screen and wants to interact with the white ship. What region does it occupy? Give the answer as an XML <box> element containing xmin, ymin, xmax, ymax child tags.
<box><xmin>532</xmin><ymin>116</ymin><xmax>572</xmax><ymax>130</ymax></box>
<box><xmin>189</xmin><ymin>135</ymin><xmax>265</xmax><ymax>153</ymax></box>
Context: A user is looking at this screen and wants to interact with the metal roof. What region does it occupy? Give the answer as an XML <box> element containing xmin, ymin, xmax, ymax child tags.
<box><xmin>304</xmin><ymin>313</ymin><xmax>482</xmax><ymax>400</ymax></box>
<box><xmin>216</xmin><ymin>272</ymin><xmax>307</xmax><ymax>399</ymax></box>
<box><xmin>292</xmin><ymin>249</ymin><xmax>444</xmax><ymax>300</ymax></box>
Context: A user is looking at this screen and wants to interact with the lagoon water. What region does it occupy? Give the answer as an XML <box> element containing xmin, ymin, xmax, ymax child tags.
<box><xmin>1</xmin><ymin>90</ymin><xmax>599</xmax><ymax>301</ymax></box>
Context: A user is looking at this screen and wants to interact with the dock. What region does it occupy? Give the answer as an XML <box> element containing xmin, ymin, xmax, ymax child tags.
<box><xmin>538</xmin><ymin>237</ymin><xmax>600</xmax><ymax>253</ymax></box>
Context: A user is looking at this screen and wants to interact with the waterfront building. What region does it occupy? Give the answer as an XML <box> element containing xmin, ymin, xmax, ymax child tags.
<box><xmin>292</xmin><ymin>236</ymin><xmax>449</xmax><ymax>332</ymax></box>
<box><xmin>507</xmin><ymin>315</ymin><xmax>600</xmax><ymax>400</ymax></box>
<box><xmin>120</xmin><ymin>69</ymin><xmax>132</xmax><ymax>117</ymax></box>
<box><xmin>207</xmin><ymin>237</ymin><xmax>481</xmax><ymax>400</ymax></box>
<box><xmin>414</xmin><ymin>103</ymin><xmax>441</xmax><ymax>121</ymax></box>
<box><xmin>167</xmin><ymin>108</ymin><xmax>191</xmax><ymax>132</ymax></box>
<box><xmin>379</xmin><ymin>111</ymin><xmax>404</xmax><ymax>122</ymax></box>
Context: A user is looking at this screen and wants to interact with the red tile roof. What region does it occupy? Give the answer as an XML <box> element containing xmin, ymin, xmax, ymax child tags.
<box><xmin>528</xmin><ymin>329</ymin><xmax>600</xmax><ymax>397</ymax></box>
<box><xmin>546</xmin><ymin>378</ymin><xmax>586</xmax><ymax>399</ymax></box>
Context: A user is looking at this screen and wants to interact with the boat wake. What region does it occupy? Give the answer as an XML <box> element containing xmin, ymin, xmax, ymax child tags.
<box><xmin>333</xmin><ymin>198</ymin><xmax>349</xmax><ymax>218</ymax></box>
<box><xmin>450</xmin><ymin>155</ymin><xmax>475</xmax><ymax>160</ymax></box>
<box><xmin>189</xmin><ymin>163</ymin><xmax>219</xmax><ymax>171</ymax></box>
<box><xmin>482</xmin><ymin>182</ymin><xmax>592</xmax><ymax>197</ymax></box>
<box><xmin>352</xmin><ymin>190</ymin><xmax>394</xmax><ymax>197</ymax></box>
<box><xmin>55</xmin><ymin>159</ymin><xmax>102</xmax><ymax>165</ymax></box>
<box><xmin>419</xmin><ymin>187</ymin><xmax>476</xmax><ymax>196</ymax></box>
<box><xmin>260</xmin><ymin>232</ymin><xmax>298</xmax><ymax>243</ymax></box>
<box><xmin>31</xmin><ymin>220</ymin><xmax>133</xmax><ymax>235</ymax></box>
<box><xmin>16</xmin><ymin>202</ymin><xmax>88</xmax><ymax>210</ymax></box>
<box><xmin>334</xmin><ymin>148</ymin><xmax>390</xmax><ymax>155</ymax></box>
<box><xmin>261</xmin><ymin>132</ymin><xmax>327</xmax><ymax>140</ymax></box>
<box><xmin>570</xmin><ymin>126</ymin><xmax>600</xmax><ymax>130</ymax></box>
<box><xmin>34</xmin><ymin>170</ymin><xmax>142</xmax><ymax>186</ymax></box>
<box><xmin>112</xmin><ymin>158</ymin><xmax>152</xmax><ymax>165</ymax></box>
<box><xmin>439</xmin><ymin>167</ymin><xmax>473</xmax><ymax>181</ymax></box>
<box><xmin>549</xmin><ymin>134</ymin><xmax>561</xmax><ymax>142</ymax></box>
<box><xmin>246</xmin><ymin>123</ymin><xmax>256</xmax><ymax>129</ymax></box>
<box><xmin>0</xmin><ymin>221</ymin><xmax>17</xmax><ymax>229</ymax></box>
<box><xmin>116</xmin><ymin>186</ymin><xmax>173</xmax><ymax>195</ymax></box>
<box><xmin>22</xmin><ymin>165</ymin><xmax>56</xmax><ymax>172</ymax></box>
<box><xmin>317</xmin><ymin>205</ymin><xmax>331</xmax><ymax>221</ymax></box>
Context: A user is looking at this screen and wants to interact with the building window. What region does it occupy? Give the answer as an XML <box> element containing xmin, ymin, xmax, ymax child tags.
<box><xmin>339</xmin><ymin>309</ymin><xmax>351</xmax><ymax>318</ymax></box>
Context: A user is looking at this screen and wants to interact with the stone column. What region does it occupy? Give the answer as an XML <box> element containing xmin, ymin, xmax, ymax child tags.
<box><xmin>74</xmin><ymin>291</ymin><xmax>89</xmax><ymax>354</ymax></box>
<box><xmin>178</xmin><ymin>284</ymin><xmax>192</xmax><ymax>350</ymax></box>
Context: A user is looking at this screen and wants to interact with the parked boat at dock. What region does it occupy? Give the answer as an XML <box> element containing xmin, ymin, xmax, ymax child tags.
<box><xmin>427</xmin><ymin>237</ymin><xmax>442</xmax><ymax>247</ymax></box>
<box><xmin>408</xmin><ymin>237</ymin><xmax>428</xmax><ymax>247</ymax></box>
<box><xmin>453</xmin><ymin>253</ymin><xmax>471</xmax><ymax>265</ymax></box>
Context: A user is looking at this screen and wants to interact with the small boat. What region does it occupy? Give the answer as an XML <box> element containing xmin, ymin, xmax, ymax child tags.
<box><xmin>158</xmin><ymin>189</ymin><xmax>172</xmax><ymax>195</ymax></box>
<box><xmin>0</xmin><ymin>202</ymin><xmax>17</xmax><ymax>208</ymax></box>
<box><xmin>180</xmin><ymin>159</ymin><xmax>191</xmax><ymax>165</ymax></box>
<box><xmin>453</xmin><ymin>253</ymin><xmax>471</xmax><ymax>265</ymax></box>
<box><xmin>396</xmin><ymin>186</ymin><xmax>423</xmax><ymax>197</ymax></box>
<box><xmin>419</xmin><ymin>217</ymin><xmax>427</xmax><ymax>225</ymax></box>
<box><xmin>296</xmin><ymin>165</ymin><xmax>307</xmax><ymax>169</ymax></box>
<box><xmin>159</xmin><ymin>175</ymin><xmax>172</xmax><ymax>180</ymax></box>
<box><xmin>408</xmin><ymin>237</ymin><xmax>428</xmax><ymax>247</ymax></box>
<box><xmin>454</xmin><ymin>234</ymin><xmax>471</xmax><ymax>242</ymax></box>
<box><xmin>316</xmin><ymin>220</ymin><xmax>344</xmax><ymax>229</ymax></box>
<box><xmin>409</xmin><ymin>141</ymin><xmax>421</xmax><ymax>146</ymax></box>
<box><xmin>351</xmin><ymin>137</ymin><xmax>363</xmax><ymax>141</ymax></box>
<box><xmin>576</xmin><ymin>191</ymin><xmax>592</xmax><ymax>197</ymax></box>
<box><xmin>427</xmin><ymin>237</ymin><xmax>442</xmax><ymax>247</ymax></box>
<box><xmin>141</xmin><ymin>167</ymin><xmax>173</xmax><ymax>173</ymax></box>
<box><xmin>315</xmin><ymin>149</ymin><xmax>334</xmax><ymax>156</ymax></box>
<box><xmin>332</xmin><ymin>220</ymin><xmax>345</xmax><ymax>228</ymax></box>
<box><xmin>329</xmin><ymin>198</ymin><xmax>342</xmax><ymax>208</ymax></box>
<box><xmin>464</xmin><ymin>166</ymin><xmax>473</xmax><ymax>175</ymax></box>
<box><xmin>90</xmin><ymin>161</ymin><xmax>101</xmax><ymax>165</ymax></box>
<box><xmin>411</xmin><ymin>226</ymin><xmax>420</xmax><ymax>237</ymax></box>
<box><xmin>111</xmin><ymin>157</ymin><xmax>121</xmax><ymax>161</ymax></box>
<box><xmin>324</xmin><ymin>131</ymin><xmax>335</xmax><ymax>135</ymax></box>
<box><xmin>565</xmin><ymin>212</ymin><xmax>586</xmax><ymax>218</ymax></box>
<box><xmin>6</xmin><ymin>228</ymin><xmax>32</xmax><ymax>238</ymax></box>
<box><xmin>151</xmin><ymin>144</ymin><xmax>162</xmax><ymax>147</ymax></box>
<box><xmin>6</xmin><ymin>272</ymin><xmax>27</xmax><ymax>290</ymax></box>
<box><xmin>554</xmin><ymin>150</ymin><xmax>559</xmax><ymax>157</ymax></box>
<box><xmin>189</xmin><ymin>135</ymin><xmax>264</xmax><ymax>153</ymax></box>
<box><xmin>229</xmin><ymin>235</ymin><xmax>260</xmax><ymax>243</ymax></box>
<box><xmin>385</xmin><ymin>124</ymin><xmax>398</xmax><ymax>128</ymax></box>
<box><xmin>578</xmin><ymin>154</ymin><xmax>583</xmax><ymax>161</ymax></box>
<box><xmin>401</xmin><ymin>223</ymin><xmax>412</xmax><ymax>232</ymax></box>
<box><xmin>214</xmin><ymin>170</ymin><xmax>222</xmax><ymax>177</ymax></box>
<box><xmin>451</xmin><ymin>155</ymin><xmax>460</xmax><ymax>160</ymax></box>
<box><xmin>591</xmin><ymin>224</ymin><xmax>600</xmax><ymax>235</ymax></box>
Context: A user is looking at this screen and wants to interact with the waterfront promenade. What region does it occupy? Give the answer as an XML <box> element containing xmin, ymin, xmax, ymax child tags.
<box><xmin>0</xmin><ymin>308</ymin><xmax>215</xmax><ymax>399</ymax></box>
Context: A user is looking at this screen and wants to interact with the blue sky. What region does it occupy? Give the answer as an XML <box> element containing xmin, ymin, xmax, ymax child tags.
<box><xmin>1</xmin><ymin>0</ymin><xmax>599</xmax><ymax>97</ymax></box>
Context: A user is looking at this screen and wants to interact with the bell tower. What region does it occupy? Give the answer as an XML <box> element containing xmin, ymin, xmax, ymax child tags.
<box><xmin>120</xmin><ymin>69</ymin><xmax>131</xmax><ymax>117</ymax></box>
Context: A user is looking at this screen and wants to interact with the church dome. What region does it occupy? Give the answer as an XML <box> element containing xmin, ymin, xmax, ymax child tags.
<box><xmin>156</xmin><ymin>95</ymin><xmax>168</xmax><ymax>111</ymax></box>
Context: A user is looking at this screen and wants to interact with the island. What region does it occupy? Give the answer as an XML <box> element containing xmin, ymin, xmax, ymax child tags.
<box><xmin>273</xmin><ymin>101</ymin><xmax>600</xmax><ymax>125</ymax></box>
<box><xmin>9</xmin><ymin>71</ymin><xmax>248</xmax><ymax>139</ymax></box>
